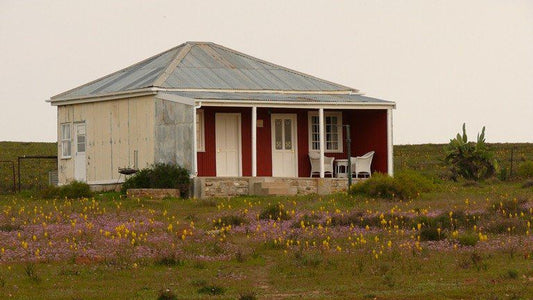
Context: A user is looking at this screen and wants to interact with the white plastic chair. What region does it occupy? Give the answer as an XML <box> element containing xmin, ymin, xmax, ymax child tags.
<box><xmin>351</xmin><ymin>151</ymin><xmax>375</xmax><ymax>178</ymax></box>
<box><xmin>309</xmin><ymin>152</ymin><xmax>335</xmax><ymax>177</ymax></box>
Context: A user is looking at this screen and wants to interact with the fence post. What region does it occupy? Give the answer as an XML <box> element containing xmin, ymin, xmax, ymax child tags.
<box><xmin>344</xmin><ymin>125</ymin><xmax>352</xmax><ymax>189</ymax></box>
<box><xmin>509</xmin><ymin>147</ymin><xmax>515</xmax><ymax>177</ymax></box>
<box><xmin>18</xmin><ymin>156</ymin><xmax>21</xmax><ymax>192</ymax></box>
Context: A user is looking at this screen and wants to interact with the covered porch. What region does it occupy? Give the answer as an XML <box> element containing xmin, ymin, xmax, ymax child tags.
<box><xmin>193</xmin><ymin>103</ymin><xmax>393</xmax><ymax>180</ymax></box>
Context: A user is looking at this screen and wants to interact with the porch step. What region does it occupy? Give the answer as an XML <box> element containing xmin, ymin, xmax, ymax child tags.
<box><xmin>253</xmin><ymin>182</ymin><xmax>297</xmax><ymax>196</ymax></box>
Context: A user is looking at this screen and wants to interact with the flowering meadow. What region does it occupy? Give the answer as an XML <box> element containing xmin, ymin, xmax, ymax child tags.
<box><xmin>0</xmin><ymin>180</ymin><xmax>532</xmax><ymax>299</ymax></box>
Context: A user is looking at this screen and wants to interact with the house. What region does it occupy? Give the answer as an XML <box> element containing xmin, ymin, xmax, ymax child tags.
<box><xmin>48</xmin><ymin>41</ymin><xmax>395</xmax><ymax>197</ymax></box>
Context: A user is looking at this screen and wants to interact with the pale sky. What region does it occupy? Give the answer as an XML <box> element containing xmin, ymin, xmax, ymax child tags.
<box><xmin>1</xmin><ymin>0</ymin><xmax>532</xmax><ymax>144</ymax></box>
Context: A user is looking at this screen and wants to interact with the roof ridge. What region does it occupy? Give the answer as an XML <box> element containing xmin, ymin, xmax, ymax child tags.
<box><xmin>208</xmin><ymin>42</ymin><xmax>358</xmax><ymax>92</ymax></box>
<box><xmin>51</xmin><ymin>43</ymin><xmax>187</xmax><ymax>99</ymax></box>
<box><xmin>153</xmin><ymin>43</ymin><xmax>192</xmax><ymax>87</ymax></box>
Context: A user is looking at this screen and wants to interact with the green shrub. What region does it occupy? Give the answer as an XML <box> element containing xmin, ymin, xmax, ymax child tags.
<box><xmin>155</xmin><ymin>253</ymin><xmax>185</xmax><ymax>267</ymax></box>
<box><xmin>484</xmin><ymin>217</ymin><xmax>528</xmax><ymax>235</ymax></box>
<box><xmin>121</xmin><ymin>163</ymin><xmax>190</xmax><ymax>197</ymax></box>
<box><xmin>517</xmin><ymin>161</ymin><xmax>533</xmax><ymax>179</ymax></box>
<box><xmin>419</xmin><ymin>226</ymin><xmax>446</xmax><ymax>241</ymax></box>
<box><xmin>457</xmin><ymin>232</ymin><xmax>478</xmax><ymax>246</ymax></box>
<box><xmin>59</xmin><ymin>181</ymin><xmax>93</xmax><ymax>198</ymax></box>
<box><xmin>239</xmin><ymin>292</ymin><xmax>257</xmax><ymax>300</ymax></box>
<box><xmin>506</xmin><ymin>269</ymin><xmax>519</xmax><ymax>279</ymax></box>
<box><xmin>259</xmin><ymin>203</ymin><xmax>291</xmax><ymax>220</ymax></box>
<box><xmin>39</xmin><ymin>185</ymin><xmax>61</xmax><ymax>199</ymax></box>
<box><xmin>522</xmin><ymin>180</ymin><xmax>533</xmax><ymax>188</ymax></box>
<box><xmin>394</xmin><ymin>170</ymin><xmax>435</xmax><ymax>199</ymax></box>
<box><xmin>157</xmin><ymin>288</ymin><xmax>177</xmax><ymax>300</ymax></box>
<box><xmin>444</xmin><ymin>123</ymin><xmax>496</xmax><ymax>181</ymax></box>
<box><xmin>213</xmin><ymin>214</ymin><xmax>247</xmax><ymax>228</ymax></box>
<box><xmin>498</xmin><ymin>167</ymin><xmax>509</xmax><ymax>181</ymax></box>
<box><xmin>197</xmin><ymin>285</ymin><xmax>225</xmax><ymax>295</ymax></box>
<box><xmin>350</xmin><ymin>171</ymin><xmax>434</xmax><ymax>200</ymax></box>
<box><xmin>292</xmin><ymin>214</ymin><xmax>321</xmax><ymax>228</ymax></box>
<box><xmin>40</xmin><ymin>181</ymin><xmax>92</xmax><ymax>199</ymax></box>
<box><xmin>492</xmin><ymin>197</ymin><xmax>527</xmax><ymax>214</ymax></box>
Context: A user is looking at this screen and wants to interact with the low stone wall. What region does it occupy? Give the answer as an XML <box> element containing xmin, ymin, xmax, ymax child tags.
<box><xmin>193</xmin><ymin>177</ymin><xmax>354</xmax><ymax>198</ymax></box>
<box><xmin>127</xmin><ymin>188</ymin><xmax>180</xmax><ymax>199</ymax></box>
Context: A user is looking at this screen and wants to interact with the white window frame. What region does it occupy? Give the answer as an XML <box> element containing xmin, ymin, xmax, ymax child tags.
<box><xmin>308</xmin><ymin>111</ymin><xmax>343</xmax><ymax>153</ymax></box>
<box><xmin>196</xmin><ymin>109</ymin><xmax>205</xmax><ymax>152</ymax></box>
<box><xmin>60</xmin><ymin>123</ymin><xmax>72</xmax><ymax>159</ymax></box>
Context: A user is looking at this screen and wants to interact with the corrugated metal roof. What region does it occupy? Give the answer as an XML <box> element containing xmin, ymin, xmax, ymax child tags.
<box><xmin>164</xmin><ymin>91</ymin><xmax>393</xmax><ymax>104</ymax></box>
<box><xmin>52</xmin><ymin>42</ymin><xmax>361</xmax><ymax>100</ymax></box>
<box><xmin>53</xmin><ymin>46</ymin><xmax>181</xmax><ymax>99</ymax></box>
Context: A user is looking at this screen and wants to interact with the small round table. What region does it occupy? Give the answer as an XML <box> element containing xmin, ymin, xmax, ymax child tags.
<box><xmin>335</xmin><ymin>159</ymin><xmax>349</xmax><ymax>178</ymax></box>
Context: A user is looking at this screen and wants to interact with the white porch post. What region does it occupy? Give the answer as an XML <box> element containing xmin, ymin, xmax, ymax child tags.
<box><xmin>192</xmin><ymin>104</ymin><xmax>198</xmax><ymax>176</ymax></box>
<box><xmin>387</xmin><ymin>108</ymin><xmax>394</xmax><ymax>176</ymax></box>
<box><xmin>319</xmin><ymin>108</ymin><xmax>325</xmax><ymax>178</ymax></box>
<box><xmin>252</xmin><ymin>106</ymin><xmax>257</xmax><ymax>177</ymax></box>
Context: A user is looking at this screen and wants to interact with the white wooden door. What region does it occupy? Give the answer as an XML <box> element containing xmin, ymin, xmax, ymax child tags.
<box><xmin>74</xmin><ymin>123</ymin><xmax>87</xmax><ymax>182</ymax></box>
<box><xmin>271</xmin><ymin>114</ymin><xmax>298</xmax><ymax>177</ymax></box>
<box><xmin>215</xmin><ymin>113</ymin><xmax>241</xmax><ymax>176</ymax></box>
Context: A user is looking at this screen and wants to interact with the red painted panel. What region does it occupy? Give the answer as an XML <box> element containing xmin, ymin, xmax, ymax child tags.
<box><xmin>197</xmin><ymin>108</ymin><xmax>216</xmax><ymax>176</ymax></box>
<box><xmin>350</xmin><ymin>110</ymin><xmax>388</xmax><ymax>174</ymax></box>
<box><xmin>256</xmin><ymin>108</ymin><xmax>272</xmax><ymax>176</ymax></box>
<box><xmin>197</xmin><ymin>107</ymin><xmax>252</xmax><ymax>176</ymax></box>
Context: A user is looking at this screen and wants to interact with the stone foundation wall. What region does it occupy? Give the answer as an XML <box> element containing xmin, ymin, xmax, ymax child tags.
<box><xmin>193</xmin><ymin>177</ymin><xmax>354</xmax><ymax>198</ymax></box>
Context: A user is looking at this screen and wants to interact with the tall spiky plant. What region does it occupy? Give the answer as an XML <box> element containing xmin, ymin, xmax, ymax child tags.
<box><xmin>444</xmin><ymin>124</ymin><xmax>495</xmax><ymax>181</ymax></box>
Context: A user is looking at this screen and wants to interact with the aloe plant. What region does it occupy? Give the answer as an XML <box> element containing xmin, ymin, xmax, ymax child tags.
<box><xmin>444</xmin><ymin>124</ymin><xmax>496</xmax><ymax>181</ymax></box>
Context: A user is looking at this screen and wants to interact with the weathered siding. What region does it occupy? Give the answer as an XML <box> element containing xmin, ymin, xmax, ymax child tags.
<box><xmin>57</xmin><ymin>96</ymin><xmax>155</xmax><ymax>185</ymax></box>
<box><xmin>154</xmin><ymin>99</ymin><xmax>194</xmax><ymax>172</ymax></box>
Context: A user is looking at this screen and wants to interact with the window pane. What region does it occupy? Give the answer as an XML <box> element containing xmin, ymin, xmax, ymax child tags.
<box><xmin>77</xmin><ymin>142</ymin><xmax>85</xmax><ymax>153</ymax></box>
<box><xmin>77</xmin><ymin>135</ymin><xmax>85</xmax><ymax>153</ymax></box>
<box><xmin>62</xmin><ymin>140</ymin><xmax>71</xmax><ymax>157</ymax></box>
<box><xmin>275</xmin><ymin>119</ymin><xmax>282</xmax><ymax>150</ymax></box>
<box><xmin>196</xmin><ymin>111</ymin><xmax>204</xmax><ymax>151</ymax></box>
<box><xmin>62</xmin><ymin>124</ymin><xmax>70</xmax><ymax>139</ymax></box>
<box><xmin>284</xmin><ymin>119</ymin><xmax>292</xmax><ymax>150</ymax></box>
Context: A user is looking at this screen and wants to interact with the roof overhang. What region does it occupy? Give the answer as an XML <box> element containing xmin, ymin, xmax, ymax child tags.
<box><xmin>48</xmin><ymin>88</ymin><xmax>396</xmax><ymax>109</ymax></box>
<box><xmin>47</xmin><ymin>88</ymin><xmax>157</xmax><ymax>106</ymax></box>
<box><xmin>189</xmin><ymin>99</ymin><xmax>395</xmax><ymax>110</ymax></box>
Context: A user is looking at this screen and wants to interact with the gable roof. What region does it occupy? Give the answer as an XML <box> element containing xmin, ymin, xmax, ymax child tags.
<box><xmin>51</xmin><ymin>42</ymin><xmax>360</xmax><ymax>101</ymax></box>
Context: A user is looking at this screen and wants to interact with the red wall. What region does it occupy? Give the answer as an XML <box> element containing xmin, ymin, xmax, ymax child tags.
<box><xmin>349</xmin><ymin>110</ymin><xmax>388</xmax><ymax>174</ymax></box>
<box><xmin>197</xmin><ymin>108</ymin><xmax>388</xmax><ymax>177</ymax></box>
<box><xmin>197</xmin><ymin>107</ymin><xmax>251</xmax><ymax>176</ymax></box>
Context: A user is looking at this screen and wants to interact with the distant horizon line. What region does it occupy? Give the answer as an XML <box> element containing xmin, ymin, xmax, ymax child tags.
<box><xmin>1</xmin><ymin>140</ymin><xmax>532</xmax><ymax>146</ymax></box>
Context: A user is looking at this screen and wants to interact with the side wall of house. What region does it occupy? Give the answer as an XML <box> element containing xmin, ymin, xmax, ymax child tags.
<box><xmin>57</xmin><ymin>95</ymin><xmax>155</xmax><ymax>185</ymax></box>
<box><xmin>154</xmin><ymin>99</ymin><xmax>194</xmax><ymax>172</ymax></box>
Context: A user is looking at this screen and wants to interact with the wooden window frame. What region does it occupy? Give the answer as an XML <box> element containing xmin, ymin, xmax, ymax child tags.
<box><xmin>60</xmin><ymin>123</ymin><xmax>72</xmax><ymax>159</ymax></box>
<box><xmin>308</xmin><ymin>111</ymin><xmax>343</xmax><ymax>153</ymax></box>
<box><xmin>196</xmin><ymin>109</ymin><xmax>205</xmax><ymax>152</ymax></box>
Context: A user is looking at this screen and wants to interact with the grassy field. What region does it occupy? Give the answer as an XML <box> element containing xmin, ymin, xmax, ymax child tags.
<box><xmin>0</xmin><ymin>142</ymin><xmax>56</xmax><ymax>193</ymax></box>
<box><xmin>394</xmin><ymin>143</ymin><xmax>533</xmax><ymax>178</ymax></box>
<box><xmin>0</xmin><ymin>184</ymin><xmax>531</xmax><ymax>299</ymax></box>
<box><xmin>0</xmin><ymin>142</ymin><xmax>532</xmax><ymax>299</ymax></box>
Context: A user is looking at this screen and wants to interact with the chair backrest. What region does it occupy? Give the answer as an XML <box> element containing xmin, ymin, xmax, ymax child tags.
<box><xmin>355</xmin><ymin>151</ymin><xmax>374</xmax><ymax>173</ymax></box>
<box><xmin>324</xmin><ymin>156</ymin><xmax>334</xmax><ymax>164</ymax></box>
<box><xmin>360</xmin><ymin>151</ymin><xmax>375</xmax><ymax>159</ymax></box>
<box><xmin>309</xmin><ymin>152</ymin><xmax>334</xmax><ymax>172</ymax></box>
<box><xmin>308</xmin><ymin>152</ymin><xmax>320</xmax><ymax>160</ymax></box>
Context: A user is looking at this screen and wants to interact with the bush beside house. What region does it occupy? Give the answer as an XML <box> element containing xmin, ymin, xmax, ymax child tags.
<box><xmin>121</xmin><ymin>163</ymin><xmax>191</xmax><ymax>198</ymax></box>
